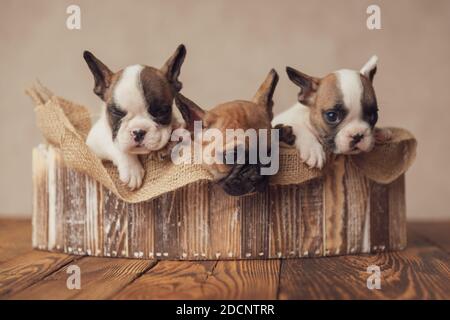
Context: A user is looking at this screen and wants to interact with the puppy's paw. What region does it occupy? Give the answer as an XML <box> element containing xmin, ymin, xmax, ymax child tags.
<box><xmin>374</xmin><ymin>127</ymin><xmax>392</xmax><ymax>144</ymax></box>
<box><xmin>118</xmin><ymin>159</ymin><xmax>145</xmax><ymax>191</ymax></box>
<box><xmin>297</xmin><ymin>137</ymin><xmax>326</xmax><ymax>169</ymax></box>
<box><xmin>274</xmin><ymin>124</ymin><xmax>296</xmax><ymax>146</ymax></box>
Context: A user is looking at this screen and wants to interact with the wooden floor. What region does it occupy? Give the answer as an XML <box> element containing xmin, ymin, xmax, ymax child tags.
<box><xmin>0</xmin><ymin>219</ymin><xmax>449</xmax><ymax>300</ymax></box>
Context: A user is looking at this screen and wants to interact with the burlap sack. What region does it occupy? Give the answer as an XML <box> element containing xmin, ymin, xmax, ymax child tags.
<box><xmin>26</xmin><ymin>83</ymin><xmax>417</xmax><ymax>203</ymax></box>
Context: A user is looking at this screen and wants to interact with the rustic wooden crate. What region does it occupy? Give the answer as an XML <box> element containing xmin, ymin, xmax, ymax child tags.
<box><xmin>32</xmin><ymin>144</ymin><xmax>406</xmax><ymax>260</ymax></box>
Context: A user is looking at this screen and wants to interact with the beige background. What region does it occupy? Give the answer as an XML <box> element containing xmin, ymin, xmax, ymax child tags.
<box><xmin>1</xmin><ymin>0</ymin><xmax>449</xmax><ymax>220</ymax></box>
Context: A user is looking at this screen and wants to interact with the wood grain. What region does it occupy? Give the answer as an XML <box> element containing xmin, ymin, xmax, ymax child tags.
<box><xmin>85</xmin><ymin>177</ymin><xmax>100</xmax><ymax>256</ymax></box>
<box><xmin>47</xmin><ymin>147</ymin><xmax>65</xmax><ymax>251</ymax></box>
<box><xmin>179</xmin><ymin>181</ymin><xmax>210</xmax><ymax>259</ymax></box>
<box><xmin>370</xmin><ymin>182</ymin><xmax>390</xmax><ymax>252</ymax></box>
<box><xmin>32</xmin><ymin>147</ymin><xmax>48</xmax><ymax>250</ymax></box>
<box><xmin>388</xmin><ymin>175</ymin><xmax>407</xmax><ymax>250</ymax></box>
<box><xmin>127</xmin><ymin>201</ymin><xmax>154</xmax><ymax>259</ymax></box>
<box><xmin>10</xmin><ymin>257</ymin><xmax>155</xmax><ymax>300</ymax></box>
<box><xmin>154</xmin><ymin>191</ymin><xmax>180</xmax><ymax>259</ymax></box>
<box><xmin>0</xmin><ymin>219</ymin><xmax>32</xmax><ymax>263</ymax></box>
<box><xmin>278</xmin><ymin>227</ymin><xmax>450</xmax><ymax>300</ymax></box>
<box><xmin>299</xmin><ymin>178</ymin><xmax>324</xmax><ymax>257</ymax></box>
<box><xmin>240</xmin><ymin>189</ymin><xmax>270</xmax><ymax>259</ymax></box>
<box><xmin>269</xmin><ymin>185</ymin><xmax>301</xmax><ymax>258</ymax></box>
<box><xmin>101</xmin><ymin>188</ymin><xmax>128</xmax><ymax>258</ymax></box>
<box><xmin>208</xmin><ymin>184</ymin><xmax>241</xmax><ymax>259</ymax></box>
<box><xmin>200</xmin><ymin>259</ymin><xmax>281</xmax><ymax>299</ymax></box>
<box><xmin>64</xmin><ymin>168</ymin><xmax>87</xmax><ymax>255</ymax></box>
<box><xmin>1</xmin><ymin>219</ymin><xmax>449</xmax><ymax>300</ymax></box>
<box><xmin>0</xmin><ymin>251</ymin><xmax>77</xmax><ymax>298</ymax></box>
<box><xmin>345</xmin><ymin>160</ymin><xmax>371</xmax><ymax>254</ymax></box>
<box><xmin>112</xmin><ymin>260</ymin><xmax>216</xmax><ymax>300</ymax></box>
<box><xmin>323</xmin><ymin>155</ymin><xmax>347</xmax><ymax>256</ymax></box>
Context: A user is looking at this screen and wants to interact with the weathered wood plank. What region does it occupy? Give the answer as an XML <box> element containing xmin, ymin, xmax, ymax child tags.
<box><xmin>112</xmin><ymin>260</ymin><xmax>216</xmax><ymax>300</ymax></box>
<box><xmin>154</xmin><ymin>191</ymin><xmax>181</xmax><ymax>259</ymax></box>
<box><xmin>278</xmin><ymin>228</ymin><xmax>450</xmax><ymax>300</ymax></box>
<box><xmin>0</xmin><ymin>251</ymin><xmax>77</xmax><ymax>298</ymax></box>
<box><xmin>179</xmin><ymin>181</ymin><xmax>210</xmax><ymax>259</ymax></box>
<box><xmin>240</xmin><ymin>188</ymin><xmax>270</xmax><ymax>259</ymax></box>
<box><xmin>370</xmin><ymin>182</ymin><xmax>390</xmax><ymax>252</ymax></box>
<box><xmin>10</xmin><ymin>257</ymin><xmax>155</xmax><ymax>300</ymax></box>
<box><xmin>269</xmin><ymin>185</ymin><xmax>301</xmax><ymax>258</ymax></box>
<box><xmin>323</xmin><ymin>155</ymin><xmax>347</xmax><ymax>256</ymax></box>
<box><xmin>200</xmin><ymin>259</ymin><xmax>281</xmax><ymax>299</ymax></box>
<box><xmin>125</xmin><ymin>201</ymin><xmax>154</xmax><ymax>258</ymax></box>
<box><xmin>64</xmin><ymin>168</ymin><xmax>87</xmax><ymax>255</ymax></box>
<box><xmin>85</xmin><ymin>177</ymin><xmax>100</xmax><ymax>256</ymax></box>
<box><xmin>208</xmin><ymin>184</ymin><xmax>241</xmax><ymax>259</ymax></box>
<box><xmin>32</xmin><ymin>146</ymin><xmax>48</xmax><ymax>250</ymax></box>
<box><xmin>345</xmin><ymin>160</ymin><xmax>371</xmax><ymax>254</ymax></box>
<box><xmin>47</xmin><ymin>146</ymin><xmax>65</xmax><ymax>251</ymax></box>
<box><xmin>388</xmin><ymin>175</ymin><xmax>407</xmax><ymax>250</ymax></box>
<box><xmin>101</xmin><ymin>188</ymin><xmax>128</xmax><ymax>258</ymax></box>
<box><xmin>299</xmin><ymin>178</ymin><xmax>323</xmax><ymax>257</ymax></box>
<box><xmin>127</xmin><ymin>201</ymin><xmax>154</xmax><ymax>259</ymax></box>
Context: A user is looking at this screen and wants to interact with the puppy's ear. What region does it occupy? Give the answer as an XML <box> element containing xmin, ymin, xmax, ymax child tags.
<box><xmin>286</xmin><ymin>66</ymin><xmax>320</xmax><ymax>106</ymax></box>
<box><xmin>360</xmin><ymin>55</ymin><xmax>378</xmax><ymax>82</ymax></box>
<box><xmin>175</xmin><ymin>93</ymin><xmax>205</xmax><ymax>132</ymax></box>
<box><xmin>252</xmin><ymin>69</ymin><xmax>279</xmax><ymax>120</ymax></box>
<box><xmin>83</xmin><ymin>51</ymin><xmax>113</xmax><ymax>100</ymax></box>
<box><xmin>161</xmin><ymin>44</ymin><xmax>187</xmax><ymax>92</ymax></box>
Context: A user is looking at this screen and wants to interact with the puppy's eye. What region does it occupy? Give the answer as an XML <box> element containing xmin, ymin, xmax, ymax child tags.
<box><xmin>154</xmin><ymin>106</ymin><xmax>171</xmax><ymax>117</ymax></box>
<box><xmin>109</xmin><ymin>105</ymin><xmax>126</xmax><ymax>118</ymax></box>
<box><xmin>369</xmin><ymin>111</ymin><xmax>378</xmax><ymax>125</ymax></box>
<box><xmin>324</xmin><ymin>111</ymin><xmax>340</xmax><ymax>124</ymax></box>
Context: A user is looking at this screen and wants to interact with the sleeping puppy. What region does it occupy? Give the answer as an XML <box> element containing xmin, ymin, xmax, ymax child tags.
<box><xmin>273</xmin><ymin>56</ymin><xmax>391</xmax><ymax>169</ymax></box>
<box><xmin>83</xmin><ymin>45</ymin><xmax>186</xmax><ymax>189</ymax></box>
<box><xmin>174</xmin><ymin>69</ymin><xmax>279</xmax><ymax>196</ymax></box>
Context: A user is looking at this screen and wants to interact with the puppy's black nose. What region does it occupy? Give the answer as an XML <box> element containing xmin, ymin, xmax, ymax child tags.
<box><xmin>351</xmin><ymin>133</ymin><xmax>364</xmax><ymax>146</ymax></box>
<box><xmin>132</xmin><ymin>129</ymin><xmax>147</xmax><ymax>143</ymax></box>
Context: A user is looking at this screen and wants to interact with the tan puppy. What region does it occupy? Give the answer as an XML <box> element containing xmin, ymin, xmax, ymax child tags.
<box><xmin>174</xmin><ymin>69</ymin><xmax>279</xmax><ymax>196</ymax></box>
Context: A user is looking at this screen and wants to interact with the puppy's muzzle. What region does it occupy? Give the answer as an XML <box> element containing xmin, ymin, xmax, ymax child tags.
<box><xmin>218</xmin><ymin>163</ymin><xmax>268</xmax><ymax>196</ymax></box>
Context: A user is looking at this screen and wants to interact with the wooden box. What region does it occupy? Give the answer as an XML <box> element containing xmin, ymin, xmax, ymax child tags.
<box><xmin>32</xmin><ymin>144</ymin><xmax>406</xmax><ymax>260</ymax></box>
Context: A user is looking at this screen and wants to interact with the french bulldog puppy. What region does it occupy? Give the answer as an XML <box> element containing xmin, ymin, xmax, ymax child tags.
<box><xmin>174</xmin><ymin>69</ymin><xmax>279</xmax><ymax>196</ymax></box>
<box><xmin>83</xmin><ymin>45</ymin><xmax>186</xmax><ymax>190</ymax></box>
<box><xmin>273</xmin><ymin>56</ymin><xmax>391</xmax><ymax>169</ymax></box>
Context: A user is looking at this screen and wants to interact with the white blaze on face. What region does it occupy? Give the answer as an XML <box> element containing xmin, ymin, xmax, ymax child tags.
<box><xmin>334</xmin><ymin>69</ymin><xmax>374</xmax><ymax>154</ymax></box>
<box><xmin>113</xmin><ymin>65</ymin><xmax>172</xmax><ymax>153</ymax></box>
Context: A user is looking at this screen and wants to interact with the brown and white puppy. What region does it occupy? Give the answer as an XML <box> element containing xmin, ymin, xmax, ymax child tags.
<box><xmin>174</xmin><ymin>69</ymin><xmax>279</xmax><ymax>196</ymax></box>
<box><xmin>273</xmin><ymin>56</ymin><xmax>391</xmax><ymax>169</ymax></box>
<box><xmin>84</xmin><ymin>45</ymin><xmax>186</xmax><ymax>189</ymax></box>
